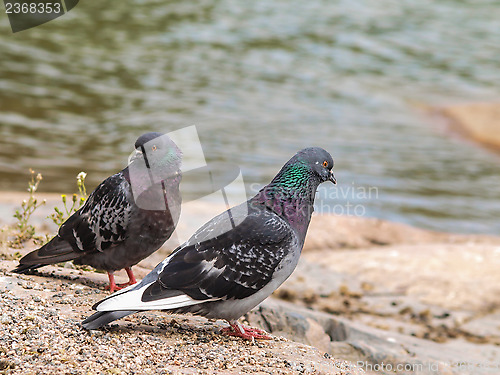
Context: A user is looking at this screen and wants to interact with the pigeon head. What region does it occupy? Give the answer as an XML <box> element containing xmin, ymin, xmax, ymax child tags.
<box><xmin>128</xmin><ymin>133</ymin><xmax>183</xmax><ymax>211</ymax></box>
<box><xmin>131</xmin><ymin>132</ymin><xmax>182</xmax><ymax>171</ymax></box>
<box><xmin>255</xmin><ymin>147</ymin><xmax>336</xmax><ymax>206</ymax></box>
<box><xmin>272</xmin><ymin>147</ymin><xmax>336</xmax><ymax>191</ymax></box>
<box><xmin>135</xmin><ymin>132</ymin><xmax>165</xmax><ymax>150</ymax></box>
<box><xmin>293</xmin><ymin>147</ymin><xmax>336</xmax><ymax>185</ymax></box>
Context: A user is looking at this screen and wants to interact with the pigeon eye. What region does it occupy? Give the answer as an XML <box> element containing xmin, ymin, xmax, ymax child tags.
<box><xmin>322</xmin><ymin>160</ymin><xmax>328</xmax><ymax>168</ymax></box>
<box><xmin>152</xmin><ymin>145</ymin><xmax>157</xmax><ymax>151</ymax></box>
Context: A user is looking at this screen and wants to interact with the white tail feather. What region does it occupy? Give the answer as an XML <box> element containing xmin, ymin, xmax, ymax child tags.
<box><xmin>96</xmin><ymin>283</ymin><xmax>218</xmax><ymax>311</ymax></box>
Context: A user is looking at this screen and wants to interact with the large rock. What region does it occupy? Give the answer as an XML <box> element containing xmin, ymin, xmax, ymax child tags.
<box><xmin>440</xmin><ymin>102</ymin><xmax>500</xmax><ymax>151</ymax></box>
<box><xmin>265</xmin><ymin>242</ymin><xmax>500</xmax><ymax>375</ymax></box>
<box><xmin>249</xmin><ymin>299</ymin><xmax>500</xmax><ymax>375</ymax></box>
<box><xmin>304</xmin><ymin>215</ymin><xmax>500</xmax><ymax>252</ymax></box>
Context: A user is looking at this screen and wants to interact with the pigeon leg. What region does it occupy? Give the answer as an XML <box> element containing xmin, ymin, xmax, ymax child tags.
<box><xmin>116</xmin><ymin>267</ymin><xmax>137</xmax><ymax>288</ymax></box>
<box><xmin>106</xmin><ymin>272</ymin><xmax>118</xmax><ymax>293</ymax></box>
<box><xmin>221</xmin><ymin>321</ymin><xmax>272</xmax><ymax>340</ymax></box>
<box><xmin>106</xmin><ymin>268</ymin><xmax>137</xmax><ymax>292</ymax></box>
<box><xmin>126</xmin><ymin>267</ymin><xmax>137</xmax><ymax>284</ymax></box>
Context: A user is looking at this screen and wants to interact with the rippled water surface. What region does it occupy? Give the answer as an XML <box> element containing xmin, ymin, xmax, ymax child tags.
<box><xmin>1</xmin><ymin>0</ymin><xmax>500</xmax><ymax>234</ymax></box>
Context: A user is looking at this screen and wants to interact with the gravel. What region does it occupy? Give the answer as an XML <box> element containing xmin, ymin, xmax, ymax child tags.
<box><xmin>0</xmin><ymin>261</ymin><xmax>362</xmax><ymax>375</ymax></box>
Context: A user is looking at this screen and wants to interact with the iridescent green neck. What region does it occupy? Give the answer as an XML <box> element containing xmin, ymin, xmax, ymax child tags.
<box><xmin>252</xmin><ymin>161</ymin><xmax>321</xmax><ymax>242</ymax></box>
<box><xmin>265</xmin><ymin>161</ymin><xmax>316</xmax><ymax>198</ymax></box>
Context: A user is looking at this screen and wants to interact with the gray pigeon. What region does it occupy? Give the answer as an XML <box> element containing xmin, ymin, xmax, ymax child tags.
<box><xmin>82</xmin><ymin>147</ymin><xmax>336</xmax><ymax>339</ymax></box>
<box><xmin>13</xmin><ymin>132</ymin><xmax>183</xmax><ymax>293</ymax></box>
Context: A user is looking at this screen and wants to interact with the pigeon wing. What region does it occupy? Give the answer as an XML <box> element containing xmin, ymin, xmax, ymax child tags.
<box><xmin>13</xmin><ymin>171</ymin><xmax>135</xmax><ymax>272</ymax></box>
<box><xmin>141</xmin><ymin>208</ymin><xmax>293</xmax><ymax>304</ymax></box>
<box><xmin>57</xmin><ymin>172</ymin><xmax>135</xmax><ymax>255</ymax></box>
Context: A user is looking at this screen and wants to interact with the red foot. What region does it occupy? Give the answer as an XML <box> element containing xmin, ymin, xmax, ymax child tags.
<box><xmin>221</xmin><ymin>321</ymin><xmax>272</xmax><ymax>341</ymax></box>
<box><xmin>106</xmin><ymin>268</ymin><xmax>137</xmax><ymax>293</ymax></box>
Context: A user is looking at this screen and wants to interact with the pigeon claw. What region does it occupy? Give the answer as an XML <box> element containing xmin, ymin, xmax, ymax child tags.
<box><xmin>222</xmin><ymin>321</ymin><xmax>272</xmax><ymax>341</ymax></box>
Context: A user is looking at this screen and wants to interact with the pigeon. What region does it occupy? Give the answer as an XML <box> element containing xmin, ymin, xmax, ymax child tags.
<box><xmin>13</xmin><ymin>132</ymin><xmax>183</xmax><ymax>293</ymax></box>
<box><xmin>82</xmin><ymin>147</ymin><xmax>336</xmax><ymax>340</ymax></box>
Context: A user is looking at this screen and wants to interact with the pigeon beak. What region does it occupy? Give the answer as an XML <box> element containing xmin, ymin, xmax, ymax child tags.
<box><xmin>328</xmin><ymin>171</ymin><xmax>337</xmax><ymax>184</ymax></box>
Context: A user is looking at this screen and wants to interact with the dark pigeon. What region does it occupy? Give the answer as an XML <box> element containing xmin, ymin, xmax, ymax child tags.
<box><xmin>82</xmin><ymin>147</ymin><xmax>336</xmax><ymax>340</ymax></box>
<box><xmin>13</xmin><ymin>132</ymin><xmax>183</xmax><ymax>293</ymax></box>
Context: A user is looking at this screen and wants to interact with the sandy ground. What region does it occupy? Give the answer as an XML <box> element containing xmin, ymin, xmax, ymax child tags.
<box><xmin>0</xmin><ymin>260</ymin><xmax>362</xmax><ymax>375</ymax></box>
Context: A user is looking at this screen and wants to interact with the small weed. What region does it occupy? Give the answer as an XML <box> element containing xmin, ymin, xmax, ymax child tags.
<box><xmin>3</xmin><ymin>170</ymin><xmax>89</xmax><ymax>250</ymax></box>
<box><xmin>9</xmin><ymin>169</ymin><xmax>46</xmax><ymax>248</ymax></box>
<box><xmin>77</xmin><ymin>171</ymin><xmax>88</xmax><ymax>199</ymax></box>
<box><xmin>48</xmin><ymin>172</ymin><xmax>88</xmax><ymax>226</ymax></box>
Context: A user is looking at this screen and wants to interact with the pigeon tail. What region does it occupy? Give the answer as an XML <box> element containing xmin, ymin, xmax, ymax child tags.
<box><xmin>94</xmin><ymin>282</ymin><xmax>205</xmax><ymax>312</ymax></box>
<box><xmin>11</xmin><ymin>263</ymin><xmax>44</xmax><ymax>274</ymax></box>
<box><xmin>12</xmin><ymin>237</ymin><xmax>79</xmax><ymax>274</ymax></box>
<box><xmin>81</xmin><ymin>310</ymin><xmax>138</xmax><ymax>330</ymax></box>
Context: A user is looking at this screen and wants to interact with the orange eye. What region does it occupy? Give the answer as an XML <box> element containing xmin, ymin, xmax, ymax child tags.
<box><xmin>322</xmin><ymin>160</ymin><xmax>328</xmax><ymax>167</ymax></box>
<box><xmin>152</xmin><ymin>145</ymin><xmax>157</xmax><ymax>151</ymax></box>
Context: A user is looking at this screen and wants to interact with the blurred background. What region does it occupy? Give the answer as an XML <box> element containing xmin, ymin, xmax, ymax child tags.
<box><xmin>1</xmin><ymin>0</ymin><xmax>499</xmax><ymax>234</ymax></box>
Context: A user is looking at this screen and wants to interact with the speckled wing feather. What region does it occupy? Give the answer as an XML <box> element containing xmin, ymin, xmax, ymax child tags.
<box><xmin>16</xmin><ymin>172</ymin><xmax>135</xmax><ymax>270</ymax></box>
<box><xmin>57</xmin><ymin>172</ymin><xmax>134</xmax><ymax>255</ymax></box>
<box><xmin>141</xmin><ymin>204</ymin><xmax>293</xmax><ymax>303</ymax></box>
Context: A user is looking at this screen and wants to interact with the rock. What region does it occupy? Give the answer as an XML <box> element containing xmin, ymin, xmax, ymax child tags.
<box><xmin>249</xmin><ymin>299</ymin><xmax>500</xmax><ymax>375</ymax></box>
<box><xmin>263</xmin><ymin>240</ymin><xmax>500</xmax><ymax>375</ymax></box>
<box><xmin>303</xmin><ymin>215</ymin><xmax>500</xmax><ymax>252</ymax></box>
<box><xmin>302</xmin><ymin>243</ymin><xmax>500</xmax><ymax>312</ymax></box>
<box><xmin>460</xmin><ymin>313</ymin><xmax>500</xmax><ymax>340</ymax></box>
<box><xmin>439</xmin><ymin>102</ymin><xmax>500</xmax><ymax>151</ymax></box>
<box><xmin>266</xmin><ymin>237</ymin><xmax>500</xmax><ymax>374</ymax></box>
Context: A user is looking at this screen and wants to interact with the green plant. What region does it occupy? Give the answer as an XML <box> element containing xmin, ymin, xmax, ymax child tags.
<box><xmin>48</xmin><ymin>172</ymin><xmax>88</xmax><ymax>226</ymax></box>
<box><xmin>10</xmin><ymin>169</ymin><xmax>46</xmax><ymax>248</ymax></box>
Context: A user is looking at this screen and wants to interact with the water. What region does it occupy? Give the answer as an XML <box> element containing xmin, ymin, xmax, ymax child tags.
<box><xmin>1</xmin><ymin>0</ymin><xmax>499</xmax><ymax>234</ymax></box>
